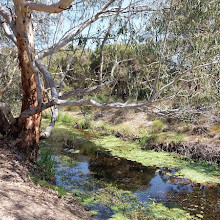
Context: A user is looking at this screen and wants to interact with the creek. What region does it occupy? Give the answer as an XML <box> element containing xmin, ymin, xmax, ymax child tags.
<box><xmin>43</xmin><ymin>128</ymin><xmax>220</xmax><ymax>219</ymax></box>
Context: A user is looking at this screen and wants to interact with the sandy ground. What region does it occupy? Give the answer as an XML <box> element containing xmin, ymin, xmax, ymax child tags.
<box><xmin>0</xmin><ymin>143</ymin><xmax>94</xmax><ymax>220</ymax></box>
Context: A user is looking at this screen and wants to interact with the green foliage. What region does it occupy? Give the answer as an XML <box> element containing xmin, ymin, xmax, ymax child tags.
<box><xmin>110</xmin><ymin>213</ymin><xmax>129</xmax><ymax>220</ymax></box>
<box><xmin>140</xmin><ymin>134</ymin><xmax>158</xmax><ymax>146</ymax></box>
<box><xmin>30</xmin><ymin>141</ymin><xmax>67</xmax><ymax>197</ymax></box>
<box><xmin>0</xmin><ymin>48</ymin><xmax>22</xmax><ymax>117</ymax></box>
<box><xmin>37</xmin><ymin>141</ymin><xmax>56</xmax><ymax>181</ymax></box>
<box><xmin>168</xmin><ymin>134</ymin><xmax>184</xmax><ymax>144</ymax></box>
<box><xmin>42</xmin><ymin>109</ymin><xmax>52</xmax><ymax>120</ymax></box>
<box><xmin>82</xmin><ymin>184</ymin><xmax>193</xmax><ymax>220</ymax></box>
<box><xmin>151</xmin><ymin>120</ymin><xmax>164</xmax><ymax>133</ymax></box>
<box><xmin>56</xmin><ymin>112</ymin><xmax>63</xmax><ymax>122</ymax></box>
<box><xmin>57</xmin><ymin>155</ymin><xmax>77</xmax><ymax>167</ymax></box>
<box><xmin>76</xmin><ymin>116</ymin><xmax>91</xmax><ymax>129</ymax></box>
<box><xmin>92</xmin><ymin>185</ymin><xmax>151</xmax><ymax>219</ymax></box>
<box><xmin>139</xmin><ymin>120</ymin><xmax>164</xmax><ymax>146</ymax></box>
<box><xmin>62</xmin><ymin>113</ymin><xmax>71</xmax><ymax>123</ymax></box>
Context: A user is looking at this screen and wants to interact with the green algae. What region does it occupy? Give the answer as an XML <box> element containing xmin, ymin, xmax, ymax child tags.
<box><xmin>82</xmin><ymin>183</ymin><xmax>194</xmax><ymax>220</ymax></box>
<box><xmin>41</xmin><ymin>119</ymin><xmax>220</xmax><ymax>184</ymax></box>
<box><xmin>150</xmin><ymin>203</ymin><xmax>195</xmax><ymax>220</ymax></box>
<box><xmin>39</xmin><ymin>120</ymin><xmax>220</xmax><ymax>219</ymax></box>
<box><xmin>91</xmin><ymin>136</ymin><xmax>220</xmax><ymax>184</ymax></box>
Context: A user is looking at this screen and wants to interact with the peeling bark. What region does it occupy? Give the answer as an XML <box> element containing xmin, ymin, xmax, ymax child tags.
<box><xmin>12</xmin><ymin>1</ymin><xmax>42</xmax><ymax>160</ymax></box>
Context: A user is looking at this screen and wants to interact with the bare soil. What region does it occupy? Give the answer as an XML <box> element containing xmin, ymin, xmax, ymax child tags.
<box><xmin>0</xmin><ymin>141</ymin><xmax>95</xmax><ymax>220</ymax></box>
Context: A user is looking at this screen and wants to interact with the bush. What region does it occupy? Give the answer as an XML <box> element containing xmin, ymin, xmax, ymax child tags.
<box><xmin>62</xmin><ymin>113</ymin><xmax>71</xmax><ymax>123</ymax></box>
<box><xmin>77</xmin><ymin>116</ymin><xmax>91</xmax><ymax>129</ymax></box>
<box><xmin>151</xmin><ymin>120</ymin><xmax>164</xmax><ymax>133</ymax></box>
<box><xmin>140</xmin><ymin>134</ymin><xmax>158</xmax><ymax>146</ymax></box>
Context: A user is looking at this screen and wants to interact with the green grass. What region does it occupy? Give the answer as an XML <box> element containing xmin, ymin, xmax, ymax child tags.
<box><xmin>30</xmin><ymin>141</ymin><xmax>67</xmax><ymax>197</ymax></box>
<box><xmin>62</xmin><ymin>113</ymin><xmax>71</xmax><ymax>123</ymax></box>
<box><xmin>30</xmin><ymin>176</ymin><xmax>67</xmax><ymax>197</ymax></box>
<box><xmin>140</xmin><ymin>134</ymin><xmax>158</xmax><ymax>146</ymax></box>
<box><xmin>159</xmin><ymin>132</ymin><xmax>184</xmax><ymax>144</ymax></box>
<box><xmin>36</xmin><ymin>141</ymin><xmax>56</xmax><ymax>181</ymax></box>
<box><xmin>57</xmin><ymin>112</ymin><xmax>63</xmax><ymax>122</ymax></box>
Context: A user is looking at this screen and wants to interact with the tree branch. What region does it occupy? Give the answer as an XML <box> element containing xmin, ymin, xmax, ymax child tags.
<box><xmin>152</xmin><ymin>59</ymin><xmax>220</xmax><ymax>100</ymax></box>
<box><xmin>60</xmin><ymin>81</ymin><xmax>113</xmax><ymax>99</ymax></box>
<box><xmin>0</xmin><ymin>102</ymin><xmax>16</xmax><ymax>125</ymax></box>
<box><xmin>0</xmin><ymin>4</ymin><xmax>13</xmax><ymax>24</ymax></box>
<box><xmin>24</xmin><ymin>0</ymin><xmax>74</xmax><ymax>13</ymax></box>
<box><xmin>0</xmin><ymin>4</ymin><xmax>16</xmax><ymax>36</ymax></box>
<box><xmin>17</xmin><ymin>58</ymin><xmax>220</xmax><ymax>124</ymax></box>
<box><xmin>36</xmin><ymin>0</ymin><xmax>116</xmax><ymax>59</ymax></box>
<box><xmin>35</xmin><ymin>59</ymin><xmax>58</xmax><ymax>101</ymax></box>
<box><xmin>40</xmin><ymin>106</ymin><xmax>59</xmax><ymax>139</ymax></box>
<box><xmin>0</xmin><ymin>18</ymin><xmax>17</xmax><ymax>45</ymax></box>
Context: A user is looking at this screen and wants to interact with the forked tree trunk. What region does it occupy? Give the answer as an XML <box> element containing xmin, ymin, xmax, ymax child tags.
<box><xmin>10</xmin><ymin>2</ymin><xmax>42</xmax><ymax>160</ymax></box>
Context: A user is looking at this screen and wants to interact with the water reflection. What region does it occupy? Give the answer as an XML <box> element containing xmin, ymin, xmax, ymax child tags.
<box><xmin>89</xmin><ymin>154</ymin><xmax>156</xmax><ymax>191</ymax></box>
<box><xmin>54</xmin><ymin>148</ymin><xmax>220</xmax><ymax>219</ymax></box>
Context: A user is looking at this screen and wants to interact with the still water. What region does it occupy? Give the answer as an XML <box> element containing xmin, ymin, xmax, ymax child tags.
<box><xmin>50</xmin><ymin>142</ymin><xmax>220</xmax><ymax>219</ymax></box>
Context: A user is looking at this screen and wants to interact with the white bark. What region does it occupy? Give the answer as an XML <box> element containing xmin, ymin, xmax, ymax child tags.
<box><xmin>40</xmin><ymin>106</ymin><xmax>59</xmax><ymax>138</ymax></box>
<box><xmin>60</xmin><ymin>81</ymin><xmax>113</xmax><ymax>99</ymax></box>
<box><xmin>36</xmin><ymin>0</ymin><xmax>116</xmax><ymax>59</ymax></box>
<box><xmin>0</xmin><ymin>102</ymin><xmax>16</xmax><ymax>125</ymax></box>
<box><xmin>0</xmin><ymin>19</ymin><xmax>17</xmax><ymax>45</ymax></box>
<box><xmin>0</xmin><ymin>4</ymin><xmax>13</xmax><ymax>24</ymax></box>
<box><xmin>24</xmin><ymin>0</ymin><xmax>74</xmax><ymax>13</ymax></box>
<box><xmin>35</xmin><ymin>59</ymin><xmax>58</xmax><ymax>101</ymax></box>
<box><xmin>0</xmin><ymin>4</ymin><xmax>16</xmax><ymax>36</ymax></box>
<box><xmin>34</xmin><ymin>68</ymin><xmax>43</xmax><ymax>106</ymax></box>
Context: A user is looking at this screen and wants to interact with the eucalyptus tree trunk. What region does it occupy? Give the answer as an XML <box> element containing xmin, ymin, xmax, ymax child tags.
<box><xmin>0</xmin><ymin>110</ymin><xmax>10</xmax><ymax>135</ymax></box>
<box><xmin>12</xmin><ymin>2</ymin><xmax>41</xmax><ymax>160</ymax></box>
<box><xmin>0</xmin><ymin>0</ymin><xmax>218</xmax><ymax>162</ymax></box>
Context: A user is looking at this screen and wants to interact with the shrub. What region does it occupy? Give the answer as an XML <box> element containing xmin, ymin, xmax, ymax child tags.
<box><xmin>77</xmin><ymin>116</ymin><xmax>91</xmax><ymax>129</ymax></box>
<box><xmin>56</xmin><ymin>113</ymin><xmax>63</xmax><ymax>122</ymax></box>
<box><xmin>151</xmin><ymin>120</ymin><xmax>164</xmax><ymax>133</ymax></box>
<box><xmin>62</xmin><ymin>113</ymin><xmax>71</xmax><ymax>123</ymax></box>
<box><xmin>140</xmin><ymin>134</ymin><xmax>158</xmax><ymax>146</ymax></box>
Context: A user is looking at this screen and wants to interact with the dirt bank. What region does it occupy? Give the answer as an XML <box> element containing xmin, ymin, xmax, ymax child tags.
<box><xmin>0</xmin><ymin>141</ymin><xmax>95</xmax><ymax>220</ymax></box>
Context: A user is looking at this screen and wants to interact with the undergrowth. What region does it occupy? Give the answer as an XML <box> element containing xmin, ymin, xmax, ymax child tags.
<box><xmin>30</xmin><ymin>140</ymin><xmax>67</xmax><ymax>197</ymax></box>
